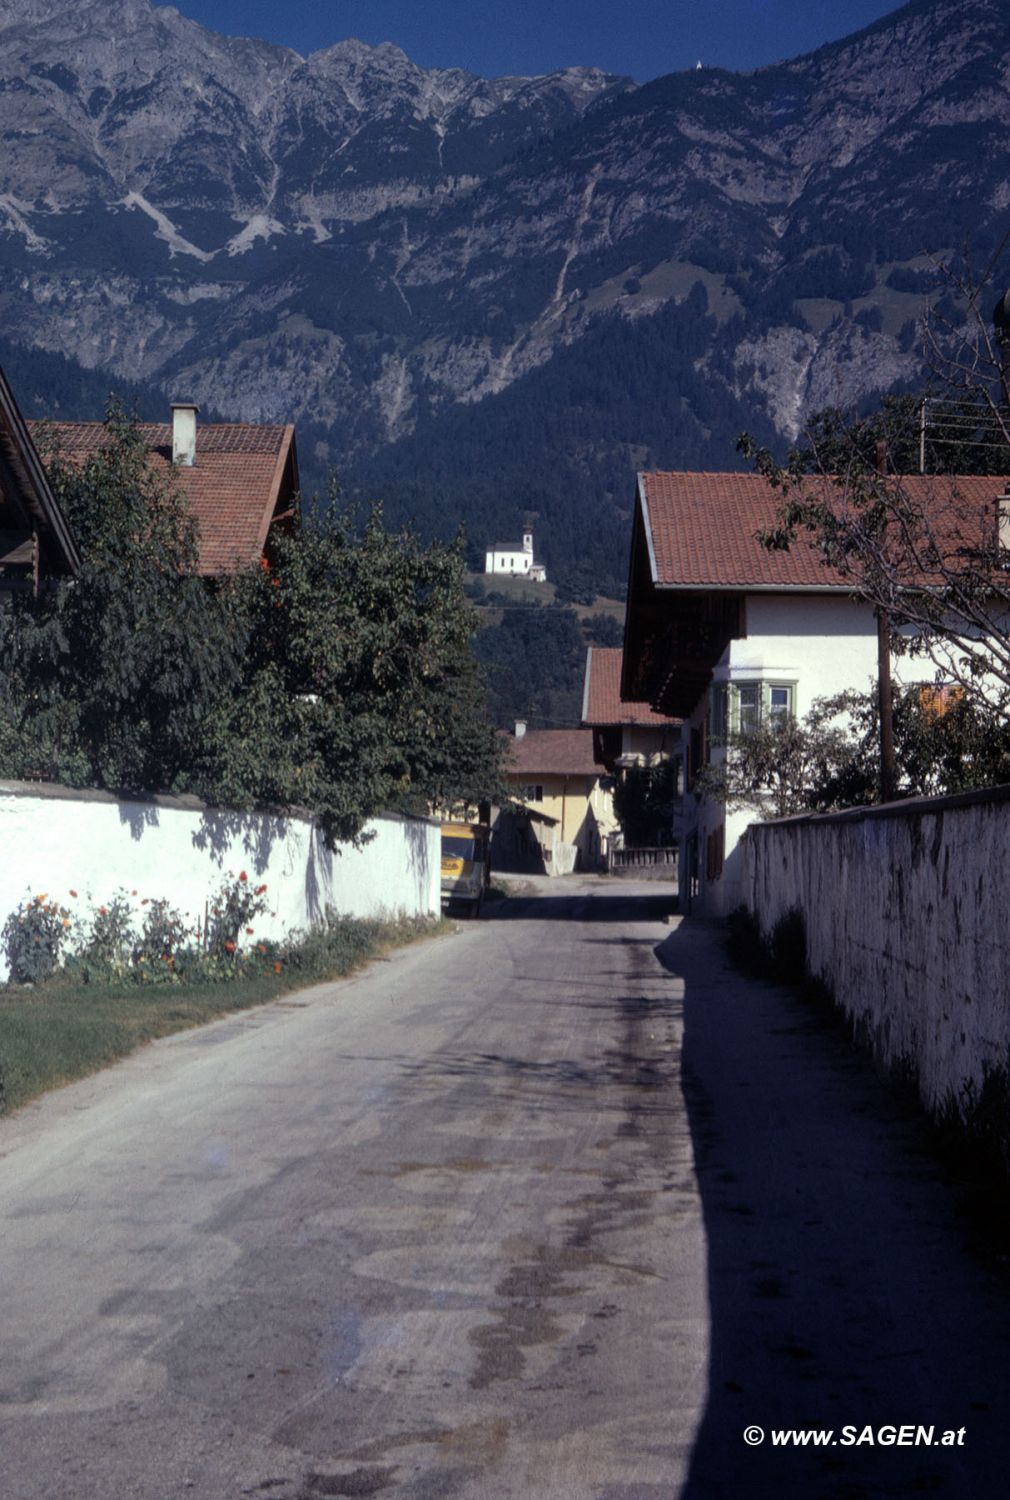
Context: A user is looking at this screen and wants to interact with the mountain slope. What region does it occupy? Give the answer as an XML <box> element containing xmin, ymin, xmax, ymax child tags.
<box><xmin>1</xmin><ymin>0</ymin><xmax>1008</xmax><ymax>588</ymax></box>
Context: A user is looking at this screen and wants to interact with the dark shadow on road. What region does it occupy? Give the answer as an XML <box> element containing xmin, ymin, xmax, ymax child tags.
<box><xmin>657</xmin><ymin>918</ymin><xmax>1010</xmax><ymax>1499</ymax></box>
<box><xmin>481</xmin><ymin>890</ymin><xmax>675</xmax><ymax>924</ymax></box>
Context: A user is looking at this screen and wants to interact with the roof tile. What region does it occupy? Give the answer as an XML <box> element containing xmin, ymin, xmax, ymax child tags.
<box><xmin>29</xmin><ymin>421</ymin><xmax>295</xmax><ymax>575</ymax></box>
<box><xmin>506</xmin><ymin>729</ymin><xmax>604</xmax><ymax>777</ymax></box>
<box><xmin>639</xmin><ymin>471</ymin><xmax>1010</xmax><ymax>588</ymax></box>
<box><xmin>583</xmin><ymin>647</ymin><xmax>679</xmax><ymax>726</ymax></box>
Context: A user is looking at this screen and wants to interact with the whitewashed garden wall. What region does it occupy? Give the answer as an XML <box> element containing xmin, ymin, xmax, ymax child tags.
<box><xmin>741</xmin><ymin>787</ymin><xmax>1010</xmax><ymax>1116</ymax></box>
<box><xmin>0</xmin><ymin>781</ymin><xmax>440</xmax><ymax>981</ymax></box>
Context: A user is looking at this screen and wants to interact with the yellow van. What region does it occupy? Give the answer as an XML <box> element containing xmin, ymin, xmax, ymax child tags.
<box><xmin>440</xmin><ymin>821</ymin><xmax>490</xmax><ymax>917</ymax></box>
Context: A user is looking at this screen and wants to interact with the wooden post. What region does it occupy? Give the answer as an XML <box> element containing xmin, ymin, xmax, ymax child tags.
<box><xmin>874</xmin><ymin>440</ymin><xmax>896</xmax><ymax>802</ymax></box>
<box><xmin>877</xmin><ymin>607</ymin><xmax>896</xmax><ymax>802</ymax></box>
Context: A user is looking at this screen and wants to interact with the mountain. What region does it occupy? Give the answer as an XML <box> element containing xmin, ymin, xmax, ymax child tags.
<box><xmin>0</xmin><ymin>0</ymin><xmax>1008</xmax><ymax>590</ymax></box>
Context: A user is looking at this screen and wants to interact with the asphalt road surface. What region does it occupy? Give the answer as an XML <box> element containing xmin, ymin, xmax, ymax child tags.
<box><xmin>1</xmin><ymin>877</ymin><xmax>1008</xmax><ymax>1499</ymax></box>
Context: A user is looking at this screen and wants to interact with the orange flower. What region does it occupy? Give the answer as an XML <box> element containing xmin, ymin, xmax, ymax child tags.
<box><xmin>69</xmin><ymin>889</ymin><xmax>78</xmax><ymax>898</ymax></box>
<box><xmin>245</xmin><ymin>926</ymin><xmax>254</xmax><ymax>934</ymax></box>
<box><xmin>255</xmin><ymin>884</ymin><xmax>267</xmax><ymax>895</ymax></box>
<box><xmin>274</xmin><ymin>961</ymin><xmax>282</xmax><ymax>974</ymax></box>
<box><xmin>62</xmin><ymin>918</ymin><xmax>71</xmax><ymax>929</ymax></box>
<box><xmin>257</xmin><ymin>943</ymin><xmax>266</xmax><ymax>954</ymax></box>
<box><xmin>99</xmin><ymin>906</ymin><xmax>107</xmax><ymax>916</ymax></box>
<box><xmin>239</xmin><ymin>871</ymin><xmax>248</xmax><ymax>883</ymax></box>
<box><xmin>36</xmin><ymin>892</ymin><xmax>47</xmax><ymax>904</ymax></box>
<box><xmin>224</xmin><ymin>940</ymin><xmax>236</xmax><ymax>953</ymax></box>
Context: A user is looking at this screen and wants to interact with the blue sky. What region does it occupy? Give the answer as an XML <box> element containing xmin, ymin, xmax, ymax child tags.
<box><xmin>172</xmin><ymin>1</ymin><xmax>909</xmax><ymax>81</ymax></box>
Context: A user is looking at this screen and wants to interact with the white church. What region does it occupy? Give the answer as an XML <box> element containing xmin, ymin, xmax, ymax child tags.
<box><xmin>484</xmin><ymin>529</ymin><xmax>547</xmax><ymax>582</ymax></box>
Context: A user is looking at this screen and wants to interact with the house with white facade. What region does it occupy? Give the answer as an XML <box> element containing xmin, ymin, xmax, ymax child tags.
<box><xmin>484</xmin><ymin>529</ymin><xmax>546</xmax><ymax>582</ymax></box>
<box><xmin>621</xmin><ymin>470</ymin><xmax>1006</xmax><ymax>915</ymax></box>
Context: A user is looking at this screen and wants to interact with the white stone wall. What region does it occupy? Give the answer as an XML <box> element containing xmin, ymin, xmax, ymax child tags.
<box><xmin>740</xmin><ymin>789</ymin><xmax>1010</xmax><ymax>1115</ymax></box>
<box><xmin>0</xmin><ymin>782</ymin><xmax>440</xmax><ymax>980</ymax></box>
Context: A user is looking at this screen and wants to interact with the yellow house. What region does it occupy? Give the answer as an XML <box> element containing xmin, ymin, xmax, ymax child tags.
<box><xmin>500</xmin><ymin>725</ymin><xmax>616</xmax><ymax>873</ymax></box>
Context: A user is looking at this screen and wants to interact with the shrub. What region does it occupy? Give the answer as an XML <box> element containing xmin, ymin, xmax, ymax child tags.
<box><xmin>207</xmin><ymin>871</ymin><xmax>269</xmax><ymax>958</ymax></box>
<box><xmin>78</xmin><ymin>892</ymin><xmax>136</xmax><ymax>979</ymax></box>
<box><xmin>1</xmin><ymin>893</ymin><xmax>73</xmax><ymax>984</ymax></box>
<box><xmin>724</xmin><ymin>905</ymin><xmax>771</xmax><ymax>977</ymax></box>
<box><xmin>138</xmin><ymin>899</ymin><xmax>191</xmax><ymax>961</ymax></box>
<box><xmin>770</xmin><ymin>908</ymin><xmax>807</xmax><ymax>985</ymax></box>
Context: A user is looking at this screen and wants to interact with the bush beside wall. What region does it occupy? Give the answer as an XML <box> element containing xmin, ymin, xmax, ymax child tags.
<box><xmin>0</xmin><ymin>782</ymin><xmax>440</xmax><ymax>983</ymax></box>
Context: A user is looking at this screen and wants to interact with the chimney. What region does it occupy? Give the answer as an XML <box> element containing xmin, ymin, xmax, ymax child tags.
<box><xmin>515</xmin><ymin>720</ymin><xmax>527</xmax><ymax>739</ymax></box>
<box><xmin>170</xmin><ymin>401</ymin><xmax>199</xmax><ymax>466</ymax></box>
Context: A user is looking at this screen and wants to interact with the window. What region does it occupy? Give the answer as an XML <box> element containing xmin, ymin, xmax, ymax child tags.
<box><xmin>768</xmin><ymin>684</ymin><xmax>793</xmax><ymax>724</ymax></box>
<box><xmin>738</xmin><ymin>683</ymin><xmax>760</xmax><ymax>734</ymax></box>
<box><xmin>918</xmin><ymin>683</ymin><xmax>962</xmax><ymax>720</ymax></box>
<box><xmin>520</xmin><ymin>783</ymin><xmax>544</xmax><ymax>802</ymax></box>
<box><xmin>721</xmin><ymin>680</ymin><xmax>796</xmax><ymax>734</ymax></box>
<box><xmin>711</xmin><ymin>683</ymin><xmax>727</xmax><ymax>742</ymax></box>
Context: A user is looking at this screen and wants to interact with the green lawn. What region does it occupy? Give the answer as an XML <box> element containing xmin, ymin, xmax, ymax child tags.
<box><xmin>0</xmin><ymin>916</ymin><xmax>444</xmax><ymax>1116</ymax></box>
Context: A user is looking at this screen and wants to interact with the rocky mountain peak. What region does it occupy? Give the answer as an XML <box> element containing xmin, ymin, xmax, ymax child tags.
<box><xmin>0</xmin><ymin>0</ymin><xmax>1005</xmax><ymax>592</ymax></box>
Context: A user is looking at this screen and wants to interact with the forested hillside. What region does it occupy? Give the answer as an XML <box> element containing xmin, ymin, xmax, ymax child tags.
<box><xmin>344</xmin><ymin>291</ymin><xmax>780</xmax><ymax>598</ymax></box>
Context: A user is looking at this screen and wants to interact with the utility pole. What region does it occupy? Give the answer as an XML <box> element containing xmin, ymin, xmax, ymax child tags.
<box><xmin>992</xmin><ymin>290</ymin><xmax>1010</xmax><ymax>412</ymax></box>
<box><xmin>875</xmin><ymin>439</ymin><xmax>896</xmax><ymax>803</ymax></box>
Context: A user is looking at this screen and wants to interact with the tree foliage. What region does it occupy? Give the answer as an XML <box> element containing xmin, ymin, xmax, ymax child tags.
<box><xmin>2</xmin><ymin>403</ymin><xmax>235</xmax><ymax>791</ymax></box>
<box><xmin>190</xmin><ymin>495</ymin><xmax>504</xmax><ymax>843</ymax></box>
<box><xmin>697</xmin><ymin>685</ymin><xmax>1010</xmax><ymax>818</ymax></box>
<box><xmin>739</xmin><ymin>261</ymin><xmax>1010</xmax><ymax>707</ymax></box>
<box><xmin>0</xmin><ymin>409</ymin><xmax>502</xmax><ymax>843</ymax></box>
<box><xmin>613</xmin><ymin>761</ymin><xmax>678</xmax><ymax>845</ymax></box>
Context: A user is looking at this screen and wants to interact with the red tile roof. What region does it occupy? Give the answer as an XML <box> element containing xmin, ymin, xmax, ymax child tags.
<box><xmin>639</xmin><ymin>471</ymin><xmax>1010</xmax><ymax>589</ymax></box>
<box><xmin>582</xmin><ymin>647</ymin><xmax>679</xmax><ymax>727</ymax></box>
<box><xmin>505</xmin><ymin>729</ymin><xmax>604</xmax><ymax>777</ymax></box>
<box><xmin>28</xmin><ymin>421</ymin><xmax>298</xmax><ymax>576</ymax></box>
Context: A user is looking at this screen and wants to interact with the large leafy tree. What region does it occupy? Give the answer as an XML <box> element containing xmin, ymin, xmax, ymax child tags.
<box><xmin>2</xmin><ymin>402</ymin><xmax>236</xmax><ymax>791</ymax></box>
<box><xmin>191</xmin><ymin>496</ymin><xmax>504</xmax><ymax>844</ymax></box>
<box><xmin>1</xmin><ymin>410</ymin><xmax>503</xmax><ymax>842</ymax></box>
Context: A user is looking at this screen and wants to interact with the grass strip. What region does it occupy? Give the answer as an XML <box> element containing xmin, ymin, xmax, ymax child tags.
<box><xmin>0</xmin><ymin>914</ymin><xmax>444</xmax><ymax>1116</ymax></box>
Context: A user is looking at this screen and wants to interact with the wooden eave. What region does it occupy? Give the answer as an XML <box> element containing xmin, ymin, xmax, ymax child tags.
<box><xmin>622</xmin><ymin>481</ymin><xmax>745</xmax><ymax>718</ymax></box>
<box><xmin>0</xmin><ymin>366</ymin><xmax>80</xmax><ymax>579</ymax></box>
<box><xmin>257</xmin><ymin>425</ymin><xmax>299</xmax><ymax>561</ymax></box>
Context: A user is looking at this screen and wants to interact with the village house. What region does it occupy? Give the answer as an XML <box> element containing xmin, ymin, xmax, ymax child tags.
<box><xmin>581</xmin><ymin>645</ymin><xmax>680</xmax><ymax>775</ymax></box>
<box><xmin>484</xmin><ymin>528</ymin><xmax>546</xmax><ymax>582</ymax></box>
<box><xmin>621</xmin><ymin>469</ymin><xmax>1006</xmax><ymax>915</ymax></box>
<box><xmin>0</xmin><ymin>364</ymin><xmax>79</xmax><ymax>596</ymax></box>
<box><xmin>494</xmin><ymin>723</ymin><xmax>614</xmax><ymax>873</ymax></box>
<box><xmin>28</xmin><ymin>402</ymin><xmax>300</xmax><ymax>576</ymax></box>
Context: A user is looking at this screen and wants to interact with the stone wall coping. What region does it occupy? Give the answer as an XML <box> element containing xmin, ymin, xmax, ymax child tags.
<box><xmin>745</xmin><ymin>780</ymin><xmax>1010</xmax><ymax>834</ymax></box>
<box><xmin>0</xmin><ymin>780</ymin><xmax>439</xmax><ymax>828</ymax></box>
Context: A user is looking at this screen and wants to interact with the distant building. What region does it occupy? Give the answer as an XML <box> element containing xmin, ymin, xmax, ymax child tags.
<box><xmin>484</xmin><ymin>529</ymin><xmax>546</xmax><ymax>582</ymax></box>
<box><xmin>494</xmin><ymin>723</ymin><xmax>614</xmax><ymax>873</ymax></box>
<box><xmin>581</xmin><ymin>646</ymin><xmax>680</xmax><ymax>774</ymax></box>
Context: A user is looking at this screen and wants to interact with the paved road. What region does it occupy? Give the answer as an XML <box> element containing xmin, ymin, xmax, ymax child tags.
<box><xmin>1</xmin><ymin>879</ymin><xmax>1008</xmax><ymax>1499</ymax></box>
